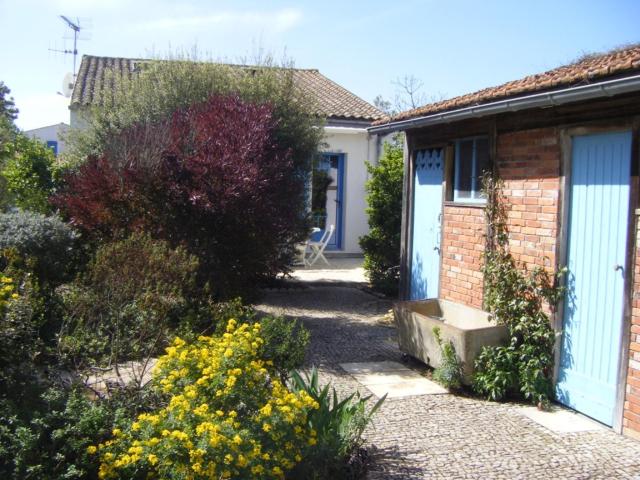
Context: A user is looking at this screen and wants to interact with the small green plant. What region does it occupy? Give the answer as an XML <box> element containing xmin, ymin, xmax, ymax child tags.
<box><xmin>431</xmin><ymin>327</ymin><xmax>464</xmax><ymax>390</ymax></box>
<box><xmin>473</xmin><ymin>174</ymin><xmax>564</xmax><ymax>407</ymax></box>
<box><xmin>258</xmin><ymin>315</ymin><xmax>310</xmax><ymax>383</ymax></box>
<box><xmin>290</xmin><ymin>368</ymin><xmax>386</xmax><ymax>480</ymax></box>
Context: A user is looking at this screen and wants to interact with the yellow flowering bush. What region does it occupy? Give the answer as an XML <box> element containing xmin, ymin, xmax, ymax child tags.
<box><xmin>92</xmin><ymin>319</ymin><xmax>319</xmax><ymax>479</ymax></box>
<box><xmin>0</xmin><ymin>275</ymin><xmax>18</xmax><ymax>313</ymax></box>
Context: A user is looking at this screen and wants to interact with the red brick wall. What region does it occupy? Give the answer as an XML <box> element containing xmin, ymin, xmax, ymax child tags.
<box><xmin>624</xmin><ymin>215</ymin><xmax>640</xmax><ymax>439</ymax></box>
<box><xmin>496</xmin><ymin>128</ymin><xmax>560</xmax><ymax>270</ymax></box>
<box><xmin>439</xmin><ymin>127</ymin><xmax>561</xmax><ymax>309</ymax></box>
<box><xmin>439</xmin><ymin>205</ymin><xmax>484</xmax><ymax>308</ymax></box>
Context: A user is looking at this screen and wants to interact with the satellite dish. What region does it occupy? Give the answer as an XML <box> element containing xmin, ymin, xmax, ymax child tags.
<box><xmin>61</xmin><ymin>72</ymin><xmax>74</xmax><ymax>97</ymax></box>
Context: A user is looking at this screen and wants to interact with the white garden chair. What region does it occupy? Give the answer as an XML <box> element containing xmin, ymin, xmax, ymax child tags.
<box><xmin>305</xmin><ymin>224</ymin><xmax>334</xmax><ymax>267</ymax></box>
<box><xmin>294</xmin><ymin>228</ymin><xmax>320</xmax><ymax>266</ymax></box>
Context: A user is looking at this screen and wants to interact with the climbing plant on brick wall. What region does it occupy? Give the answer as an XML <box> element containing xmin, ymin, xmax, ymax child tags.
<box><xmin>473</xmin><ymin>173</ymin><xmax>565</xmax><ymax>407</ymax></box>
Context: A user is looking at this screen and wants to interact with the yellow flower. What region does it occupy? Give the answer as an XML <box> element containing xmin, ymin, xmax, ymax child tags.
<box><xmin>260</xmin><ymin>403</ymin><xmax>272</xmax><ymax>416</ymax></box>
<box><xmin>147</xmin><ymin>454</ymin><xmax>158</xmax><ymax>465</ymax></box>
<box><xmin>251</xmin><ymin>465</ymin><xmax>265</xmax><ymax>475</ymax></box>
<box><xmin>86</xmin><ymin>445</ymin><xmax>97</xmax><ymax>454</ymax></box>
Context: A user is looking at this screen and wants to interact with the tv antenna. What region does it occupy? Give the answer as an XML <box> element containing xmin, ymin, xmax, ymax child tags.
<box><xmin>49</xmin><ymin>15</ymin><xmax>83</xmax><ymax>76</ymax></box>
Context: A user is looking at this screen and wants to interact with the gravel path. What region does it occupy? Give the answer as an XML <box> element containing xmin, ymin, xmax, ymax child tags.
<box><xmin>256</xmin><ymin>285</ymin><xmax>640</xmax><ymax>480</ymax></box>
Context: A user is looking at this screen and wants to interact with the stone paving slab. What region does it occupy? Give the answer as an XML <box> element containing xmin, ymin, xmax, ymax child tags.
<box><xmin>516</xmin><ymin>405</ymin><xmax>606</xmax><ymax>433</ymax></box>
<box><xmin>341</xmin><ymin>361</ymin><xmax>409</xmax><ymax>375</ymax></box>
<box><xmin>289</xmin><ymin>257</ymin><xmax>367</xmax><ymax>284</ymax></box>
<box><xmin>256</xmin><ymin>286</ymin><xmax>640</xmax><ymax>479</ymax></box>
<box><xmin>351</xmin><ymin>370</ymin><xmax>424</xmax><ymax>385</ymax></box>
<box><xmin>366</xmin><ymin>380</ymin><xmax>448</xmax><ymax>399</ymax></box>
<box><xmin>341</xmin><ymin>361</ymin><xmax>448</xmax><ymax>398</ymax></box>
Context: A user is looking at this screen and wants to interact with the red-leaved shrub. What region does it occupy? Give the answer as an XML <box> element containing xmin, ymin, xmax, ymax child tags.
<box><xmin>54</xmin><ymin>95</ymin><xmax>308</xmax><ymax>298</ymax></box>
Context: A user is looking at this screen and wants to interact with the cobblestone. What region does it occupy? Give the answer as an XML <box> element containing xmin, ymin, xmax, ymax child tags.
<box><xmin>256</xmin><ymin>286</ymin><xmax>640</xmax><ymax>479</ymax></box>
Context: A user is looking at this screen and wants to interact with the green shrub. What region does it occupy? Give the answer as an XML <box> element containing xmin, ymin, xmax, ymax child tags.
<box><xmin>431</xmin><ymin>327</ymin><xmax>464</xmax><ymax>391</ymax></box>
<box><xmin>359</xmin><ymin>135</ymin><xmax>404</xmax><ymax>296</ymax></box>
<box><xmin>0</xmin><ymin>381</ymin><xmax>166</xmax><ymax>480</ymax></box>
<box><xmin>290</xmin><ymin>368</ymin><xmax>386</xmax><ymax>480</ymax></box>
<box><xmin>258</xmin><ymin>315</ymin><xmax>309</xmax><ymax>382</ymax></box>
<box><xmin>0</xmin><ymin>282</ymin><xmax>43</xmax><ymax>403</ymax></box>
<box><xmin>0</xmin><ymin>386</ymin><xmax>115</xmax><ymax>480</ymax></box>
<box><xmin>92</xmin><ymin>320</ymin><xmax>320</xmax><ymax>479</ymax></box>
<box><xmin>0</xmin><ymin>212</ymin><xmax>79</xmax><ymax>358</ymax></box>
<box><xmin>59</xmin><ymin>232</ymin><xmax>200</xmax><ymax>369</ymax></box>
<box><xmin>0</xmin><ymin>211</ymin><xmax>79</xmax><ymax>286</ymax></box>
<box><xmin>1</xmin><ymin>133</ymin><xmax>62</xmax><ymax>214</ymax></box>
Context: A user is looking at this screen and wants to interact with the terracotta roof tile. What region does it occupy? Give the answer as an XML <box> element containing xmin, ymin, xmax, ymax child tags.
<box><xmin>375</xmin><ymin>45</ymin><xmax>640</xmax><ymax>126</ymax></box>
<box><xmin>71</xmin><ymin>55</ymin><xmax>384</xmax><ymax>122</ymax></box>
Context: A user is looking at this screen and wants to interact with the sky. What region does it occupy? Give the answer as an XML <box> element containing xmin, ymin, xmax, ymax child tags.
<box><xmin>0</xmin><ymin>0</ymin><xmax>639</xmax><ymax>130</ymax></box>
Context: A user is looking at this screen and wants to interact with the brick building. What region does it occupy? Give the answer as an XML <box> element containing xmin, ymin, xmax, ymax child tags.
<box><xmin>371</xmin><ymin>46</ymin><xmax>640</xmax><ymax>438</ymax></box>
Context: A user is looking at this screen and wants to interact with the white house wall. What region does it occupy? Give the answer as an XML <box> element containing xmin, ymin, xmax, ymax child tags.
<box><xmin>323</xmin><ymin>127</ymin><xmax>380</xmax><ymax>255</ymax></box>
<box><xmin>24</xmin><ymin>123</ymin><xmax>70</xmax><ymax>155</ymax></box>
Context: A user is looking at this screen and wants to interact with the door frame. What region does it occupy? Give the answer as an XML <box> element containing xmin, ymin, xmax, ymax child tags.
<box><xmin>404</xmin><ymin>143</ymin><xmax>447</xmax><ymax>300</ymax></box>
<box><xmin>316</xmin><ymin>152</ymin><xmax>345</xmax><ymax>250</ymax></box>
<box><xmin>556</xmin><ymin>121</ymin><xmax>639</xmax><ymax>433</ymax></box>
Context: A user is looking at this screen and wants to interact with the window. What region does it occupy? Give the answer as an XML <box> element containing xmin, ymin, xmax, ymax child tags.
<box><xmin>453</xmin><ymin>136</ymin><xmax>490</xmax><ymax>202</ymax></box>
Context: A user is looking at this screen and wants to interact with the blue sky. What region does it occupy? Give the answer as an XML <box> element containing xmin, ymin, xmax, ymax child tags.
<box><xmin>1</xmin><ymin>0</ymin><xmax>638</xmax><ymax>130</ymax></box>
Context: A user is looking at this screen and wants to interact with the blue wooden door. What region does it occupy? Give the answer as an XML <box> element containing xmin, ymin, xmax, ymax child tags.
<box><xmin>410</xmin><ymin>148</ymin><xmax>444</xmax><ymax>300</ymax></box>
<box><xmin>556</xmin><ymin>131</ymin><xmax>632</xmax><ymax>426</ymax></box>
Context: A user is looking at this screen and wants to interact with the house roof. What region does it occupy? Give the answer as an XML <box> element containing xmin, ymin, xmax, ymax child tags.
<box><xmin>70</xmin><ymin>55</ymin><xmax>385</xmax><ymax>122</ymax></box>
<box><xmin>374</xmin><ymin>45</ymin><xmax>640</xmax><ymax>127</ymax></box>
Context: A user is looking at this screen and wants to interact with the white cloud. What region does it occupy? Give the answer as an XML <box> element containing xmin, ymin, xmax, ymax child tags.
<box><xmin>137</xmin><ymin>8</ymin><xmax>303</xmax><ymax>34</ymax></box>
<box><xmin>14</xmin><ymin>93</ymin><xmax>70</xmax><ymax>131</ymax></box>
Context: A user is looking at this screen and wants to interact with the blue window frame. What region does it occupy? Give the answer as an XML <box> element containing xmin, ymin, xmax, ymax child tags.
<box><xmin>453</xmin><ymin>136</ymin><xmax>490</xmax><ymax>203</ymax></box>
<box><xmin>46</xmin><ymin>140</ymin><xmax>58</xmax><ymax>156</ymax></box>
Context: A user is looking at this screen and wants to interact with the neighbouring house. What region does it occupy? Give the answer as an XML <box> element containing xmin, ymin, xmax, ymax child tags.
<box><xmin>24</xmin><ymin>122</ymin><xmax>69</xmax><ymax>156</ymax></box>
<box><xmin>370</xmin><ymin>46</ymin><xmax>640</xmax><ymax>438</ymax></box>
<box><xmin>69</xmin><ymin>55</ymin><xmax>388</xmax><ymax>256</ymax></box>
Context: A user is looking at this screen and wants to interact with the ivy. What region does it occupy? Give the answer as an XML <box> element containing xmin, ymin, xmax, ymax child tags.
<box><xmin>473</xmin><ymin>173</ymin><xmax>565</xmax><ymax>407</ymax></box>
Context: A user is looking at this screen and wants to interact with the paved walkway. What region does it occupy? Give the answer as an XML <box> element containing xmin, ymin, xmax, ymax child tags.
<box><xmin>256</xmin><ymin>285</ymin><xmax>640</xmax><ymax>480</ymax></box>
<box><xmin>288</xmin><ymin>257</ymin><xmax>367</xmax><ymax>284</ymax></box>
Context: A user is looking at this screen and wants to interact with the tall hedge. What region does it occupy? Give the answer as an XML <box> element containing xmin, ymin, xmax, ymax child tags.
<box><xmin>359</xmin><ymin>135</ymin><xmax>404</xmax><ymax>296</ymax></box>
